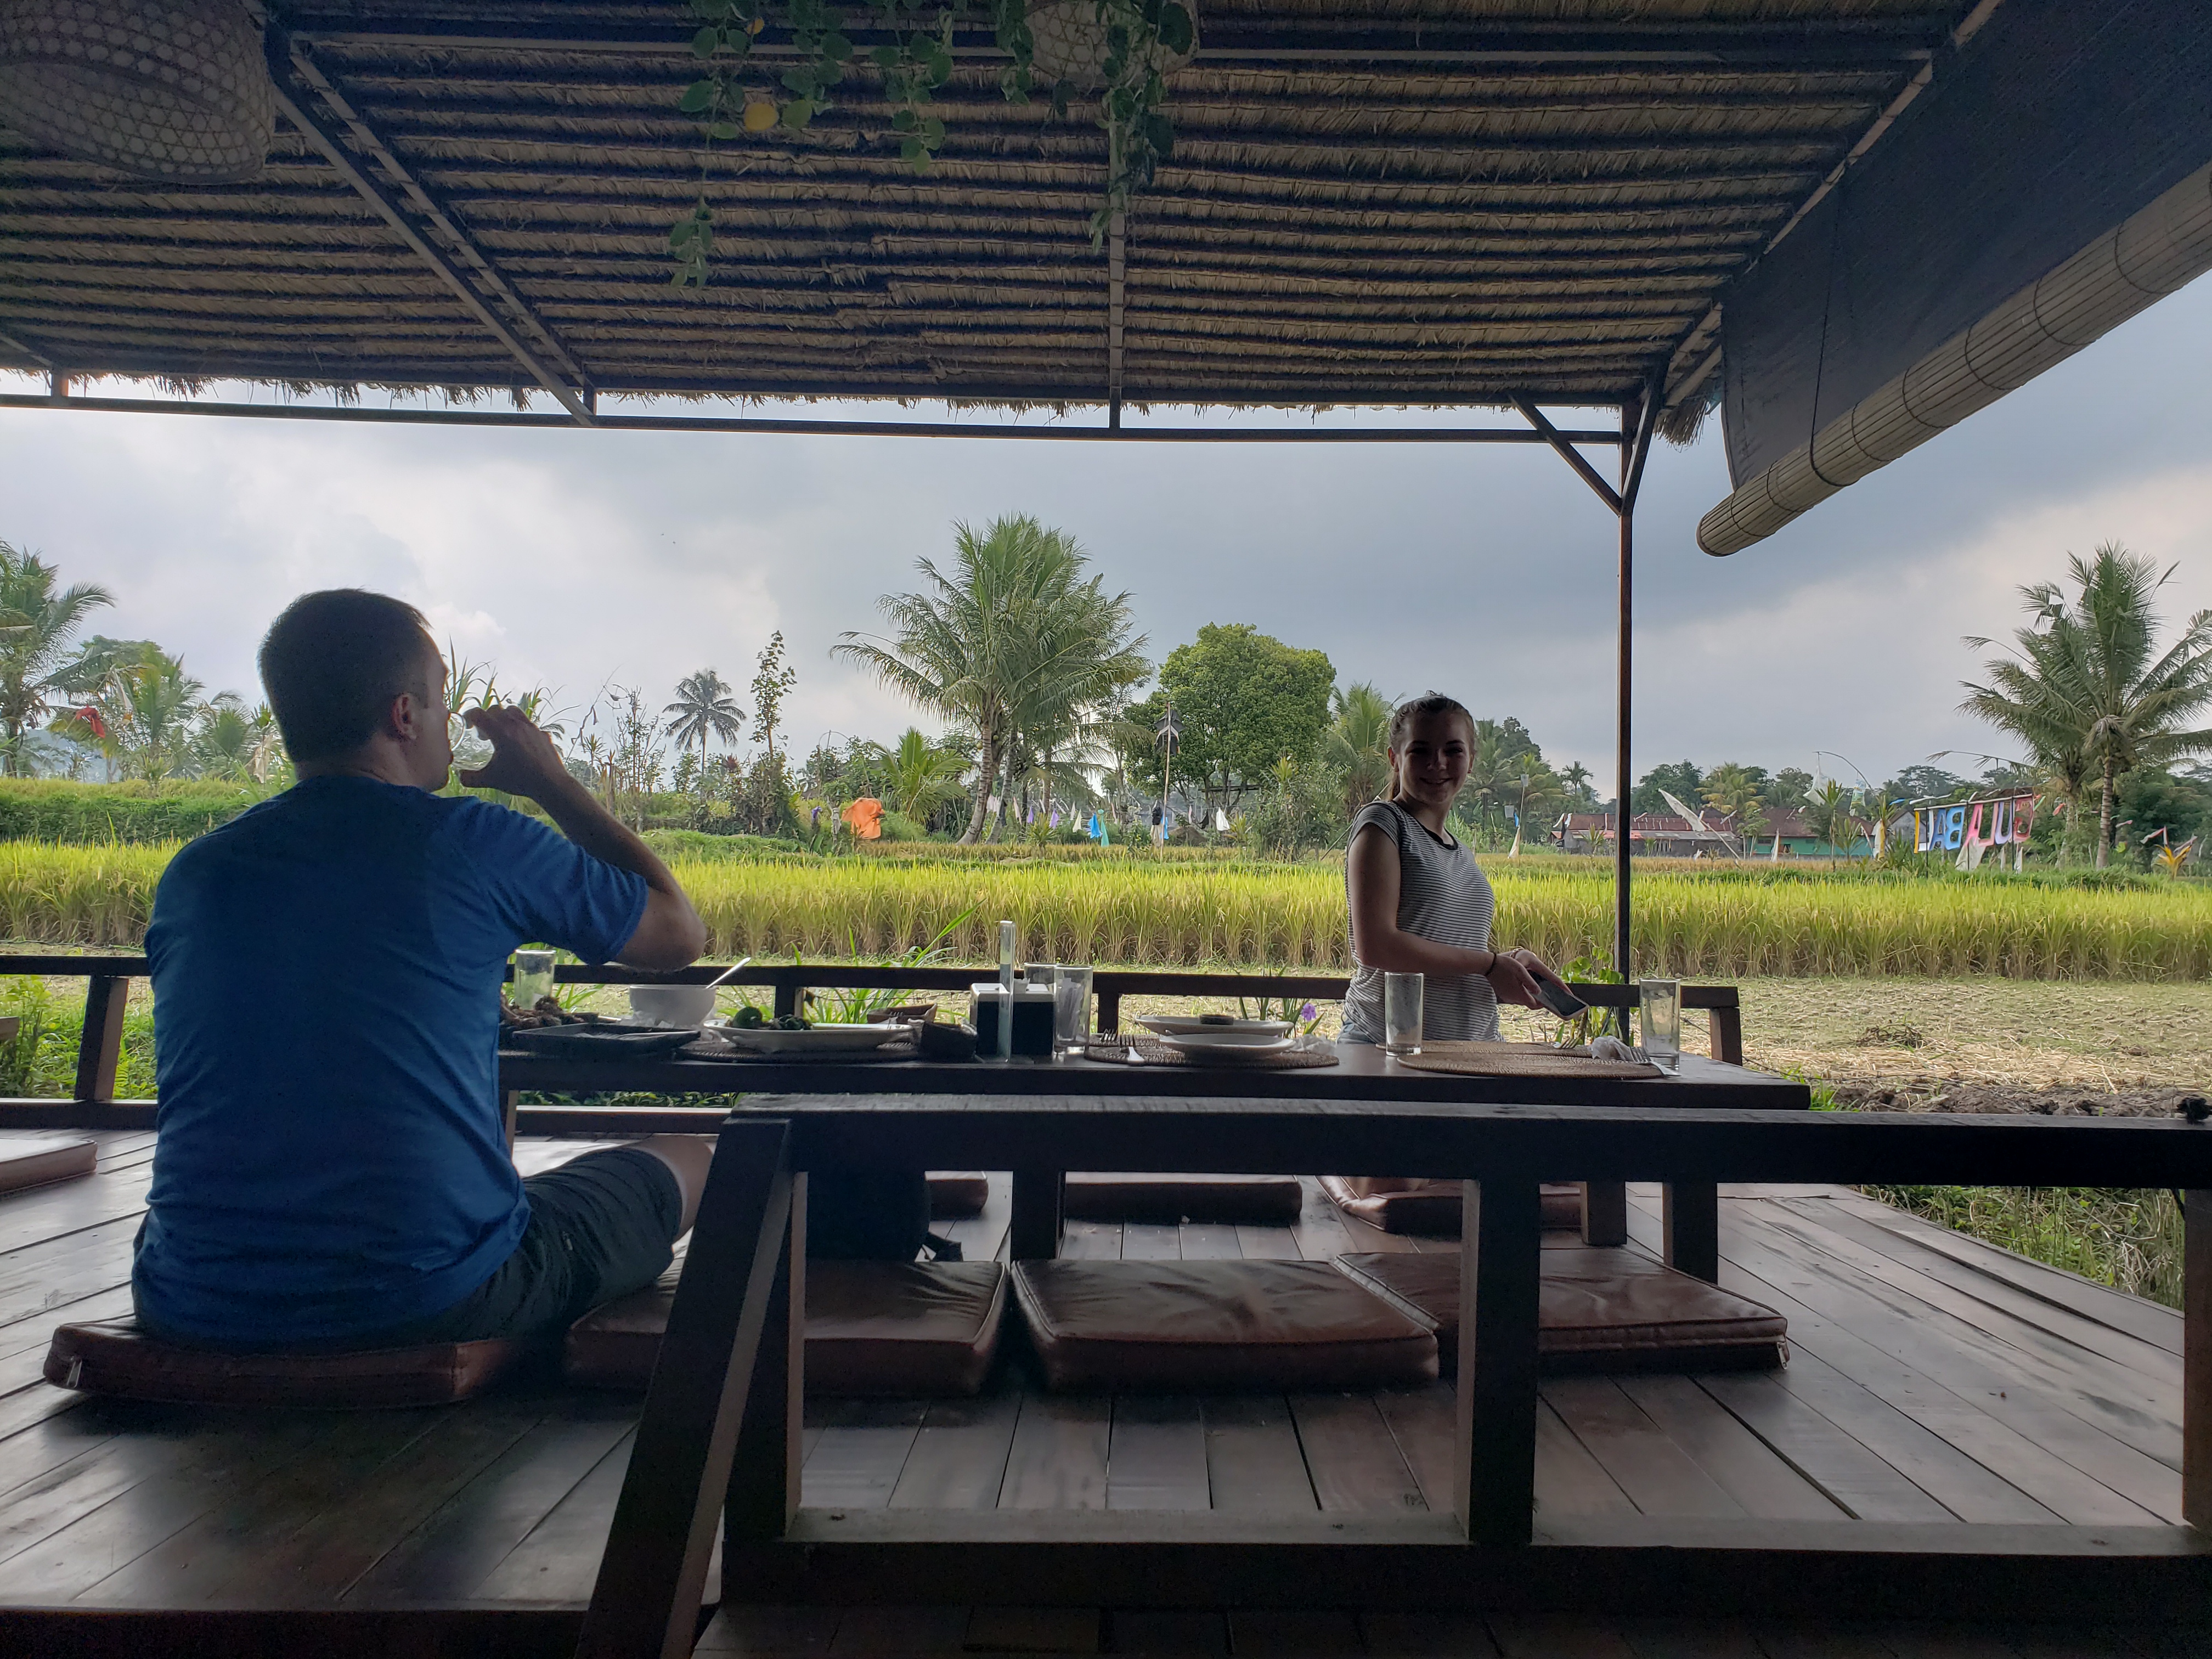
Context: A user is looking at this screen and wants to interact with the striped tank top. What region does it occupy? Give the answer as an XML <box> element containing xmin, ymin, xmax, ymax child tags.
<box><xmin>1340</xmin><ymin>799</ymin><xmax>1500</xmax><ymax>1045</ymax></box>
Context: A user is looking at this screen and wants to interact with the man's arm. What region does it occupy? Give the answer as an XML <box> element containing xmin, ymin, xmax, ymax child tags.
<box><xmin>459</xmin><ymin>706</ymin><xmax>708</xmax><ymax>970</ymax></box>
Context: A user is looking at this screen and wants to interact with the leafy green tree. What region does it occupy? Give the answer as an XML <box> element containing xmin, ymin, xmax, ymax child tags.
<box><xmin>192</xmin><ymin>697</ymin><xmax>286</xmax><ymax>783</ymax></box>
<box><xmin>1630</xmin><ymin>760</ymin><xmax>1702</xmax><ymax>816</ymax></box>
<box><xmin>1321</xmin><ymin>681</ymin><xmax>1392</xmax><ymax>815</ymax></box>
<box><xmin>1962</xmin><ymin>543</ymin><xmax>2212</xmax><ymax>866</ymax></box>
<box><xmin>749</xmin><ymin>633</ymin><xmax>798</xmax><ymax>764</ymax></box>
<box><xmin>836</xmin><ymin>515</ymin><xmax>1147</xmax><ymax>844</ymax></box>
<box><xmin>1805</xmin><ymin>778</ymin><xmax>1861</xmax><ymax>856</ymax></box>
<box><xmin>1128</xmin><ymin>624</ymin><xmax>1333</xmax><ymax>816</ymax></box>
<box><xmin>664</xmin><ymin>668</ymin><xmax>744</xmax><ymax>771</ymax></box>
<box><xmin>0</xmin><ymin>544</ymin><xmax>114</xmax><ymax>772</ymax></box>
<box><xmin>1765</xmin><ymin>768</ymin><xmax>1814</xmax><ymax>815</ymax></box>
<box><xmin>1879</xmin><ymin>764</ymin><xmax>1976</xmax><ymax>805</ymax></box>
<box><xmin>883</xmin><ymin>727</ymin><xmax>968</xmax><ymax>825</ymax></box>
<box><xmin>1560</xmin><ymin>761</ymin><xmax>1599</xmax><ymax>812</ymax></box>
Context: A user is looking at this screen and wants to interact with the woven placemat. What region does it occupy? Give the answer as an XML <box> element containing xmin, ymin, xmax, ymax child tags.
<box><xmin>1083</xmin><ymin>1039</ymin><xmax>1340</xmax><ymax>1070</ymax></box>
<box><xmin>1392</xmin><ymin>1040</ymin><xmax>1662</xmax><ymax>1080</ymax></box>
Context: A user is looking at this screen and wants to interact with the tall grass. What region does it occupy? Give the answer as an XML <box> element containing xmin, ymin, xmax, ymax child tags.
<box><xmin>0</xmin><ymin>839</ymin><xmax>2205</xmax><ymax>977</ymax></box>
<box><xmin>1862</xmin><ymin>1186</ymin><xmax>2184</xmax><ymax>1308</ymax></box>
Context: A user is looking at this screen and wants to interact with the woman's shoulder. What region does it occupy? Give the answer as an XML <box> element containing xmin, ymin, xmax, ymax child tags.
<box><xmin>1349</xmin><ymin>799</ymin><xmax>1405</xmax><ymax>836</ymax></box>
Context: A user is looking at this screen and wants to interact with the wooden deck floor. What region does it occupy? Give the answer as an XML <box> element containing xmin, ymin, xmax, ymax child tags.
<box><xmin>0</xmin><ymin>1133</ymin><xmax>2202</xmax><ymax>1656</ymax></box>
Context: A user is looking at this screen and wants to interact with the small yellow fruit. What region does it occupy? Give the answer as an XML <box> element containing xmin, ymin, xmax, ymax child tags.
<box><xmin>742</xmin><ymin>99</ymin><xmax>778</xmax><ymax>132</ymax></box>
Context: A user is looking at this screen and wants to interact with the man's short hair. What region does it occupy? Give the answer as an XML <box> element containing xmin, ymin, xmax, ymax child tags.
<box><xmin>258</xmin><ymin>590</ymin><xmax>438</xmax><ymax>763</ymax></box>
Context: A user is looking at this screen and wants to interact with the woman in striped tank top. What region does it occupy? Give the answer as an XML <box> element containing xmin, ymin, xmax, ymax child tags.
<box><xmin>1339</xmin><ymin>692</ymin><xmax>1569</xmax><ymax>1045</ymax></box>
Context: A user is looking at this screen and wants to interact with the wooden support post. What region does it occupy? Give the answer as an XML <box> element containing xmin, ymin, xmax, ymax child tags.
<box><xmin>1454</xmin><ymin>1177</ymin><xmax>1541</xmax><ymax>1547</ymax></box>
<box><xmin>578</xmin><ymin>1117</ymin><xmax>793</xmax><ymax>1659</ymax></box>
<box><xmin>1707</xmin><ymin>995</ymin><xmax>1744</xmax><ymax>1065</ymax></box>
<box><xmin>1010</xmin><ymin>1166</ymin><xmax>1065</xmax><ymax>1260</ymax></box>
<box><xmin>2187</xmin><ymin>1189</ymin><xmax>2212</xmax><ymax>1532</ymax></box>
<box><xmin>74</xmin><ymin>977</ymin><xmax>129</xmax><ymax>1103</ymax></box>
<box><xmin>1096</xmin><ymin>987</ymin><xmax>1122</xmax><ymax>1035</ymax></box>
<box><xmin>728</xmin><ymin>1173</ymin><xmax>804</xmax><ymax>1545</ymax></box>
<box><xmin>1664</xmin><ymin>1181</ymin><xmax>1720</xmax><ymax>1283</ymax></box>
<box><xmin>1579</xmin><ymin>1180</ymin><xmax>1628</xmax><ymax>1247</ymax></box>
<box><xmin>774</xmin><ymin>981</ymin><xmax>802</xmax><ymax>1020</ymax></box>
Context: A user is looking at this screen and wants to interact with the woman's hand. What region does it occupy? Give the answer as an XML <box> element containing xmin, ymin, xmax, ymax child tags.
<box><xmin>1485</xmin><ymin>947</ymin><xmax>1556</xmax><ymax>1009</ymax></box>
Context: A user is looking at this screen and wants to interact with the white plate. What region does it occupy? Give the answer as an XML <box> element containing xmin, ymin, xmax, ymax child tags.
<box><xmin>714</xmin><ymin>1022</ymin><xmax>910</xmax><ymax>1055</ymax></box>
<box><xmin>1135</xmin><ymin>1015</ymin><xmax>1292</xmax><ymax>1038</ymax></box>
<box><xmin>1158</xmin><ymin>1030</ymin><xmax>1295</xmax><ymax>1060</ymax></box>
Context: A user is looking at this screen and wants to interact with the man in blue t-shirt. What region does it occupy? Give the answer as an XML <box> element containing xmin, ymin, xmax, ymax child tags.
<box><xmin>134</xmin><ymin>589</ymin><xmax>713</xmax><ymax>1351</ymax></box>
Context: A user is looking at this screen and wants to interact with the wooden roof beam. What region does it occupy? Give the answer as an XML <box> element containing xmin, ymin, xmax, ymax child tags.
<box><xmin>263</xmin><ymin>29</ymin><xmax>599</xmax><ymax>425</ymax></box>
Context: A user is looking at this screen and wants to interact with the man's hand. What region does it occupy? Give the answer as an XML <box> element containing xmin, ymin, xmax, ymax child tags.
<box><xmin>1484</xmin><ymin>947</ymin><xmax>1553</xmax><ymax>1009</ymax></box>
<box><xmin>458</xmin><ymin>706</ymin><xmax>578</xmax><ymax>804</ymax></box>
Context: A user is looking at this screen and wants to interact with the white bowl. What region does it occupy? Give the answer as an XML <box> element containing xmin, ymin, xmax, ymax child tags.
<box><xmin>1136</xmin><ymin>1014</ymin><xmax>1291</xmax><ymax>1038</ymax></box>
<box><xmin>1158</xmin><ymin>1030</ymin><xmax>1295</xmax><ymax>1060</ymax></box>
<box><xmin>628</xmin><ymin>985</ymin><xmax>719</xmax><ymax>1028</ymax></box>
<box><xmin>714</xmin><ymin>1022</ymin><xmax>910</xmax><ymax>1054</ymax></box>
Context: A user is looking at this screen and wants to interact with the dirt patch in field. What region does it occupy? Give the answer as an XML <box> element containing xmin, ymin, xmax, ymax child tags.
<box><xmin>1822</xmin><ymin>1078</ymin><xmax>2209</xmax><ymax>1118</ymax></box>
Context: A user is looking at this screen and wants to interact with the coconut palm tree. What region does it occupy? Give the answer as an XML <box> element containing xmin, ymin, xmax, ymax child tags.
<box><xmin>0</xmin><ymin>543</ymin><xmax>114</xmax><ymax>773</ymax></box>
<box><xmin>1963</xmin><ymin>543</ymin><xmax>2212</xmax><ymax>867</ymax></box>
<box><xmin>663</xmin><ymin>668</ymin><xmax>744</xmax><ymax>772</ymax></box>
<box><xmin>882</xmin><ymin>727</ymin><xmax>968</xmax><ymax>827</ymax></box>
<box><xmin>1805</xmin><ymin>778</ymin><xmax>1861</xmax><ymax>857</ymax></box>
<box><xmin>836</xmin><ymin>515</ymin><xmax>1148</xmax><ymax>844</ymax></box>
<box><xmin>1322</xmin><ymin>681</ymin><xmax>1391</xmax><ymax>815</ymax></box>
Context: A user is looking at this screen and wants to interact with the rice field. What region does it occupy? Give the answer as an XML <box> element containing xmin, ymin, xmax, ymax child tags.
<box><xmin>2</xmin><ymin>839</ymin><xmax>2207</xmax><ymax>979</ymax></box>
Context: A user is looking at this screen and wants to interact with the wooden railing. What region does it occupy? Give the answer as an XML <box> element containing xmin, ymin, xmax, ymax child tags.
<box><xmin>0</xmin><ymin>953</ymin><xmax>1745</xmax><ymax>1128</ymax></box>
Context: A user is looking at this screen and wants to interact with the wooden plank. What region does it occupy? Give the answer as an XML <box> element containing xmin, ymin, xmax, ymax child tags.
<box><xmin>1107</xmin><ymin>1611</ymin><xmax>1229</xmax><ymax>1655</ymax></box>
<box><xmin>1286</xmin><ymin>1392</ymin><xmax>1425</xmax><ymax>1514</ymax></box>
<box><xmin>1532</xmin><ymin>1399</ymin><xmax>1639</xmax><ymax>1522</ymax></box>
<box><xmin>1105</xmin><ymin>1395</ymin><xmax>1209</xmax><ymax>1512</ymax></box>
<box><xmin>964</xmin><ymin>1605</ymin><xmax>1102</xmax><ymax>1652</ymax></box>
<box><xmin>1613</xmin><ymin>1375</ymin><xmax>1847</xmax><ymax>1521</ymax></box>
<box><xmin>729</xmin><ymin>1177</ymin><xmax>803</xmax><ymax>1547</ymax></box>
<box><xmin>1608</xmin><ymin>1620</ymin><xmax>1765</xmax><ymax>1657</ymax></box>
<box><xmin>1696</xmin><ymin>1372</ymin><xmax>1959</xmax><ymax>1523</ymax></box>
<box><xmin>74</xmin><ymin>1407</ymin><xmax>453</xmax><ymax>1606</ymax></box>
<box><xmin>72</xmin><ymin>978</ymin><xmax>127</xmax><ymax>1104</ymax></box>
<box><xmin>2191</xmin><ymin>1189</ymin><xmax>2212</xmax><ymax>1533</ymax></box>
<box><xmin>1361</xmin><ymin>1611</ymin><xmax>1502</xmax><ymax>1656</ymax></box>
<box><xmin>1457</xmin><ymin>1178</ymin><xmax>1541</xmax><ymax>1544</ymax></box>
<box><xmin>0</xmin><ymin>1282</ymin><xmax>130</xmax><ymax>1364</ymax></box>
<box><xmin>1227</xmin><ymin>1609</ymin><xmax>1363</xmax><ymax>1657</ymax></box>
<box><xmin>1178</xmin><ymin>1223</ymin><xmax>1242</xmax><ymax>1261</ymax></box>
<box><xmin>1750</xmin><ymin>1627</ymin><xmax>1900</xmax><ymax>1658</ymax></box>
<box><xmin>802</xmin><ymin>1400</ymin><xmax>927</xmax><ymax>1511</ymax></box>
<box><xmin>996</xmin><ymin>1393</ymin><xmax>1109</xmax><ymax>1511</ymax></box>
<box><xmin>345</xmin><ymin>1401</ymin><xmax>640</xmax><ymax>1605</ymax></box>
<box><xmin>1485</xmin><ymin>1615</ymin><xmax>1640</xmax><ymax>1658</ymax></box>
<box><xmin>1119</xmin><ymin>1222</ymin><xmax>1182</xmax><ymax>1262</ymax></box>
<box><xmin>1541</xmin><ymin>1377</ymin><xmax>1745</xmax><ymax>1520</ymax></box>
<box><xmin>1233</xmin><ymin>1223</ymin><xmax>1302</xmax><ymax>1261</ymax></box>
<box><xmin>1372</xmin><ymin>1383</ymin><xmax>1458</xmax><ymax>1514</ymax></box>
<box><xmin>1198</xmin><ymin>1395</ymin><xmax>1315</xmax><ymax>1513</ymax></box>
<box><xmin>0</xmin><ymin>1213</ymin><xmax>137</xmax><ymax>1328</ymax></box>
<box><xmin>1818</xmin><ymin>1191</ymin><xmax>2181</xmax><ymax>1356</ymax></box>
<box><xmin>886</xmin><ymin>1390</ymin><xmax>1022</xmax><ymax>1510</ymax></box>
<box><xmin>0</xmin><ymin>1162</ymin><xmax>152</xmax><ymax>1255</ymax></box>
<box><xmin>945</xmin><ymin>1171</ymin><xmax>1012</xmax><ymax>1264</ymax></box>
<box><xmin>828</xmin><ymin>1605</ymin><xmax>969</xmax><ymax>1654</ymax></box>
<box><xmin>1869</xmin><ymin>1626</ymin><xmax>2024</xmax><ymax>1659</ymax></box>
<box><xmin>1059</xmin><ymin>1220</ymin><xmax>1124</xmax><ymax>1261</ymax></box>
<box><xmin>471</xmin><ymin>1430</ymin><xmax>637</xmax><ymax>1606</ymax></box>
<box><xmin>695</xmin><ymin>1603</ymin><xmax>842</xmax><ymax>1654</ymax></box>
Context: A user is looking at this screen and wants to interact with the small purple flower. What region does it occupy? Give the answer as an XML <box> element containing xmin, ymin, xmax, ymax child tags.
<box><xmin>1300</xmin><ymin>1002</ymin><xmax>1318</xmax><ymax>1022</ymax></box>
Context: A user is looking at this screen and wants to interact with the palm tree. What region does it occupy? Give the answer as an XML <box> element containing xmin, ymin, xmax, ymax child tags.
<box><xmin>1321</xmin><ymin>682</ymin><xmax>1391</xmax><ymax>815</ymax></box>
<box><xmin>836</xmin><ymin>515</ymin><xmax>1148</xmax><ymax>844</ymax></box>
<box><xmin>1963</xmin><ymin>543</ymin><xmax>2212</xmax><ymax>866</ymax></box>
<box><xmin>882</xmin><ymin>727</ymin><xmax>967</xmax><ymax>827</ymax></box>
<box><xmin>1805</xmin><ymin>778</ymin><xmax>1861</xmax><ymax>857</ymax></box>
<box><xmin>663</xmin><ymin>669</ymin><xmax>744</xmax><ymax>773</ymax></box>
<box><xmin>0</xmin><ymin>543</ymin><xmax>114</xmax><ymax>774</ymax></box>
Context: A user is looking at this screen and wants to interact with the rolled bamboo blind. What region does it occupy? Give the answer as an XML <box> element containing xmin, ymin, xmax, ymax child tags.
<box><xmin>1698</xmin><ymin>159</ymin><xmax>2212</xmax><ymax>557</ymax></box>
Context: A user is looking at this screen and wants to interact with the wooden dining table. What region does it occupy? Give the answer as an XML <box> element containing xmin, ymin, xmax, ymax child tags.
<box><xmin>507</xmin><ymin>1039</ymin><xmax>1812</xmax><ymax>1657</ymax></box>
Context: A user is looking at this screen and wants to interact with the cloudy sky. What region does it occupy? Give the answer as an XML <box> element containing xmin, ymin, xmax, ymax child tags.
<box><xmin>2</xmin><ymin>271</ymin><xmax>2208</xmax><ymax>793</ymax></box>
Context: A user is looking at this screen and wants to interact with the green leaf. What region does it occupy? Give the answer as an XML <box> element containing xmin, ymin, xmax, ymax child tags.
<box><xmin>921</xmin><ymin>116</ymin><xmax>945</xmax><ymax>144</ymax></box>
<box><xmin>1144</xmin><ymin>113</ymin><xmax>1172</xmax><ymax>156</ymax></box>
<box><xmin>692</xmin><ymin>25</ymin><xmax>721</xmax><ymax>57</ymax></box>
<box><xmin>1156</xmin><ymin>3</ymin><xmax>1193</xmax><ymax>54</ymax></box>
<box><xmin>679</xmin><ymin>78</ymin><xmax>718</xmax><ymax>113</ymax></box>
<box><xmin>900</xmin><ymin>136</ymin><xmax>929</xmax><ymax>167</ymax></box>
<box><xmin>782</xmin><ymin>98</ymin><xmax>816</xmax><ymax>128</ymax></box>
<box><xmin>823</xmin><ymin>31</ymin><xmax>854</xmax><ymax>60</ymax></box>
<box><xmin>709</xmin><ymin>120</ymin><xmax>743</xmax><ymax>139</ymax></box>
<box><xmin>669</xmin><ymin>218</ymin><xmax>699</xmax><ymax>249</ymax></box>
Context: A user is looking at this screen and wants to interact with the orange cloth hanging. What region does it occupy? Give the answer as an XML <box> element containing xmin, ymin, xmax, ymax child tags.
<box><xmin>842</xmin><ymin>797</ymin><xmax>884</xmax><ymax>840</ymax></box>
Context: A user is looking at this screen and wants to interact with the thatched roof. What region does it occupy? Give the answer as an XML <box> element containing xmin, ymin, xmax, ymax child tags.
<box><xmin>0</xmin><ymin>1</ymin><xmax>1975</xmax><ymax>416</ymax></box>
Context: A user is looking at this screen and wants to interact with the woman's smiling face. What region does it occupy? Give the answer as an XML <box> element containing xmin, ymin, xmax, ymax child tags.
<box><xmin>1389</xmin><ymin>709</ymin><xmax>1473</xmax><ymax>811</ymax></box>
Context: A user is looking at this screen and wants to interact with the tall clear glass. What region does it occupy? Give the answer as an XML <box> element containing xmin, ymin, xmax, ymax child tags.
<box><xmin>1639</xmin><ymin>978</ymin><xmax>1681</xmax><ymax>1071</ymax></box>
<box><xmin>510</xmin><ymin>949</ymin><xmax>555</xmax><ymax>1010</ymax></box>
<box><xmin>1383</xmin><ymin>972</ymin><xmax>1424</xmax><ymax>1056</ymax></box>
<box><xmin>1053</xmin><ymin>967</ymin><xmax>1092</xmax><ymax>1056</ymax></box>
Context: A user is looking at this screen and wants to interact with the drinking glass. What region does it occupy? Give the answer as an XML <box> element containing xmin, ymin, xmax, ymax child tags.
<box><xmin>1383</xmin><ymin>972</ymin><xmax>1424</xmax><ymax>1056</ymax></box>
<box><xmin>1639</xmin><ymin>978</ymin><xmax>1681</xmax><ymax>1071</ymax></box>
<box><xmin>510</xmin><ymin>949</ymin><xmax>555</xmax><ymax>1010</ymax></box>
<box><xmin>1053</xmin><ymin>967</ymin><xmax>1093</xmax><ymax>1056</ymax></box>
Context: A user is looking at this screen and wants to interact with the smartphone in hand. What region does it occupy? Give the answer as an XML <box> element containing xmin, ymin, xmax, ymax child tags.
<box><xmin>1531</xmin><ymin>974</ymin><xmax>1588</xmax><ymax>1020</ymax></box>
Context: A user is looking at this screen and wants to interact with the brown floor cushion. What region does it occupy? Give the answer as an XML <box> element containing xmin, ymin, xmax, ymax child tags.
<box><xmin>1333</xmin><ymin>1246</ymin><xmax>1788</xmax><ymax>1375</ymax></box>
<box><xmin>928</xmin><ymin>1171</ymin><xmax>990</xmax><ymax>1217</ymax></box>
<box><xmin>1063</xmin><ymin>1173</ymin><xmax>1304</xmax><ymax>1223</ymax></box>
<box><xmin>0</xmin><ymin>1134</ymin><xmax>97</xmax><ymax>1193</ymax></box>
<box><xmin>1319</xmin><ymin>1176</ymin><xmax>1584</xmax><ymax>1235</ymax></box>
<box><xmin>44</xmin><ymin>1318</ymin><xmax>522</xmax><ymax>1408</ymax></box>
<box><xmin>566</xmin><ymin>1260</ymin><xmax>1007</xmax><ymax>1397</ymax></box>
<box><xmin>1011</xmin><ymin>1260</ymin><xmax>1437</xmax><ymax>1392</ymax></box>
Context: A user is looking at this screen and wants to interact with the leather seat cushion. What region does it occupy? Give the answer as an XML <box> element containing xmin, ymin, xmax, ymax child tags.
<box><xmin>44</xmin><ymin>1318</ymin><xmax>522</xmax><ymax>1408</ymax></box>
<box><xmin>0</xmin><ymin>1134</ymin><xmax>97</xmax><ymax>1193</ymax></box>
<box><xmin>928</xmin><ymin>1172</ymin><xmax>990</xmax><ymax>1218</ymax></box>
<box><xmin>1064</xmin><ymin>1173</ymin><xmax>1303</xmax><ymax>1223</ymax></box>
<box><xmin>1320</xmin><ymin>1176</ymin><xmax>1584</xmax><ymax>1235</ymax></box>
<box><xmin>1011</xmin><ymin>1260</ymin><xmax>1437</xmax><ymax>1392</ymax></box>
<box><xmin>1334</xmin><ymin>1247</ymin><xmax>1788</xmax><ymax>1375</ymax></box>
<box><xmin>565</xmin><ymin>1260</ymin><xmax>1006</xmax><ymax>1397</ymax></box>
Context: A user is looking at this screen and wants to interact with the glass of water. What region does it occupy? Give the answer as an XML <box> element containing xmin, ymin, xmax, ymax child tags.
<box><xmin>510</xmin><ymin>949</ymin><xmax>555</xmax><ymax>1010</ymax></box>
<box><xmin>1383</xmin><ymin>972</ymin><xmax>1424</xmax><ymax>1056</ymax></box>
<box><xmin>1053</xmin><ymin>966</ymin><xmax>1092</xmax><ymax>1057</ymax></box>
<box><xmin>1639</xmin><ymin>978</ymin><xmax>1681</xmax><ymax>1071</ymax></box>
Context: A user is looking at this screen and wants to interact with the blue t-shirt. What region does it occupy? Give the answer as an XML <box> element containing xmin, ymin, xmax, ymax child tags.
<box><xmin>133</xmin><ymin>777</ymin><xmax>649</xmax><ymax>1347</ymax></box>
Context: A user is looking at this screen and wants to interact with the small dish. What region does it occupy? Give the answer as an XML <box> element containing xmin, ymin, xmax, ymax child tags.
<box><xmin>1135</xmin><ymin>1014</ymin><xmax>1292</xmax><ymax>1038</ymax></box>
<box><xmin>1158</xmin><ymin>1030</ymin><xmax>1295</xmax><ymax>1061</ymax></box>
<box><xmin>713</xmin><ymin>1022</ymin><xmax>911</xmax><ymax>1056</ymax></box>
<box><xmin>501</xmin><ymin>1022</ymin><xmax>698</xmax><ymax>1057</ymax></box>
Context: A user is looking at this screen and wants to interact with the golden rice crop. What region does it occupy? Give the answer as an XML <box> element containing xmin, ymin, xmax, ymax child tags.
<box><xmin>0</xmin><ymin>840</ymin><xmax>2203</xmax><ymax>979</ymax></box>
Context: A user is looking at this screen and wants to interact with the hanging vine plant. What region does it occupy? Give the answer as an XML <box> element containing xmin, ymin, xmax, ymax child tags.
<box><xmin>670</xmin><ymin>0</ymin><xmax>1196</xmax><ymax>286</ymax></box>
